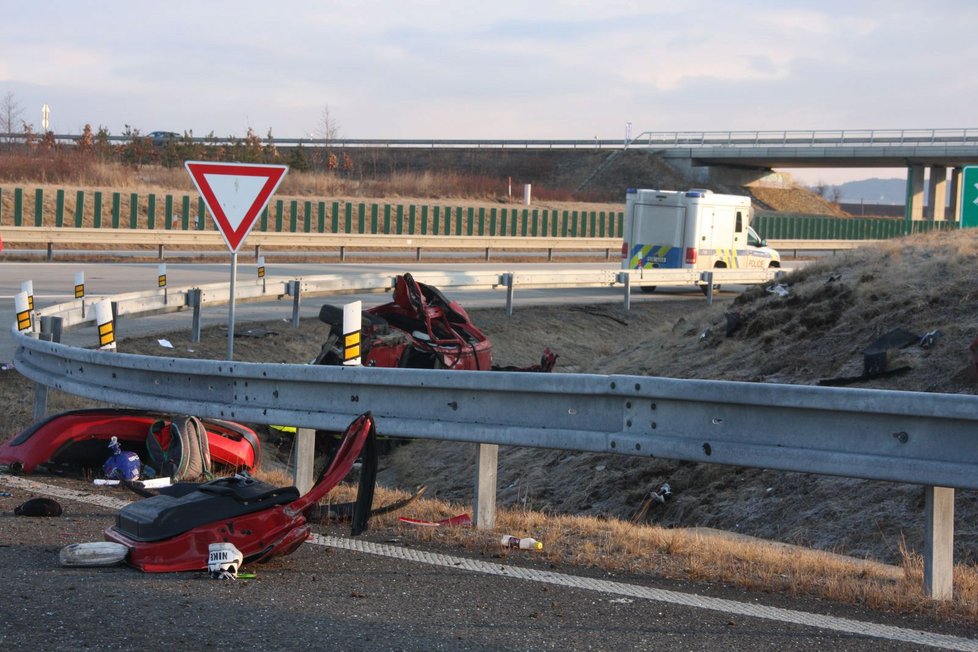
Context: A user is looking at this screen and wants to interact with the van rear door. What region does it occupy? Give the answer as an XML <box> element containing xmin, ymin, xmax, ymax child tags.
<box><xmin>625</xmin><ymin>203</ymin><xmax>686</xmax><ymax>269</ymax></box>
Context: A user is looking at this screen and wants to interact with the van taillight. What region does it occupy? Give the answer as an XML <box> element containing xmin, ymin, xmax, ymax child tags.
<box><xmin>621</xmin><ymin>243</ymin><xmax>628</xmax><ymax>258</ymax></box>
<box><xmin>685</xmin><ymin>247</ymin><xmax>697</xmax><ymax>264</ymax></box>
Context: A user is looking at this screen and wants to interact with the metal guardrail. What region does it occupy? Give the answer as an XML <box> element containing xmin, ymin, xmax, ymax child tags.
<box><xmin>0</xmin><ymin>226</ymin><xmax>619</xmax><ymax>261</ymax></box>
<box><xmin>1</xmin><ymin>226</ymin><xmax>870</xmax><ymax>260</ymax></box>
<box><xmin>5</xmin><ymin>128</ymin><xmax>978</xmax><ymax>149</ymax></box>
<box><xmin>13</xmin><ymin>331</ymin><xmax>978</xmax><ymax>491</ymax></box>
<box><xmin>6</xmin><ymin>264</ymin><xmax>967</xmax><ymax>599</ymax></box>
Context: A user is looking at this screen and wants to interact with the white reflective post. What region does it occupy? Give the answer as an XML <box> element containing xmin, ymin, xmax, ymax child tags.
<box><xmin>342</xmin><ymin>300</ymin><xmax>362</xmax><ymax>366</ymax></box>
<box><xmin>95</xmin><ymin>300</ymin><xmax>116</xmax><ymax>351</ymax></box>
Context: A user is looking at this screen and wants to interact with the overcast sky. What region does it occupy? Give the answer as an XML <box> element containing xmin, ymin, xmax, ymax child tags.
<box><xmin>3</xmin><ymin>1</ymin><xmax>977</xmax><ymax>185</ymax></box>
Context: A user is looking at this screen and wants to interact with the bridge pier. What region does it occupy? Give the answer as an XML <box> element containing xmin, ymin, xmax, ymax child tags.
<box><xmin>905</xmin><ymin>165</ymin><xmax>925</xmax><ymax>223</ymax></box>
<box><xmin>927</xmin><ymin>166</ymin><xmax>947</xmax><ymax>221</ymax></box>
<box><xmin>949</xmin><ymin>168</ymin><xmax>962</xmax><ymax>221</ymax></box>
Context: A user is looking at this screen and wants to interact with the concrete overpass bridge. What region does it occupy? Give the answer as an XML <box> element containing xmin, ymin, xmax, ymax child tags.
<box><xmin>288</xmin><ymin>128</ymin><xmax>978</xmax><ymax>221</ymax></box>
<box><xmin>627</xmin><ymin>128</ymin><xmax>978</xmax><ymax>222</ymax></box>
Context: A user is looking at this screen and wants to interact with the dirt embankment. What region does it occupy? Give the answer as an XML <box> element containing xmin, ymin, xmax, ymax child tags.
<box><xmin>749</xmin><ymin>186</ymin><xmax>849</xmax><ymax>216</ymax></box>
<box><xmin>376</xmin><ymin>229</ymin><xmax>978</xmax><ymax>566</ymax></box>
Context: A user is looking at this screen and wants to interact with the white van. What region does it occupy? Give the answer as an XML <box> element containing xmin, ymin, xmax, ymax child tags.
<box><xmin>621</xmin><ymin>188</ymin><xmax>779</xmax><ymax>291</ymax></box>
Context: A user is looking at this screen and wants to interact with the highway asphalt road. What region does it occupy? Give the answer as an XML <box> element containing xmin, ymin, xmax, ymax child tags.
<box><xmin>0</xmin><ymin>260</ymin><xmax>711</xmax><ymax>362</ymax></box>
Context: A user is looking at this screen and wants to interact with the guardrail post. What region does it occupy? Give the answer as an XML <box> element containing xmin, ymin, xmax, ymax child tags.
<box><xmin>188</xmin><ymin>288</ymin><xmax>202</xmax><ymax>343</ymax></box>
<box><xmin>158</xmin><ymin>245</ymin><xmax>164</xmax><ymax>260</ymax></box>
<box><xmin>504</xmin><ymin>273</ymin><xmax>515</xmax><ymax>316</ymax></box>
<box><xmin>290</xmin><ymin>280</ymin><xmax>302</xmax><ymax>328</ymax></box>
<box><xmin>547</xmin><ymin>247</ymin><xmax>554</xmax><ymax>262</ymax></box>
<box><xmin>702</xmin><ymin>271</ymin><xmax>715</xmax><ymax>305</ymax></box>
<box><xmin>924</xmin><ymin>486</ymin><xmax>954</xmax><ymax>600</ymax></box>
<box><xmin>293</xmin><ymin>428</ymin><xmax>315</xmax><ymax>494</ymax></box>
<box><xmin>110</xmin><ymin>302</ymin><xmax>120</xmax><ymax>341</ymax></box>
<box><xmin>485</xmin><ymin>247</ymin><xmax>490</xmax><ymax>262</ymax></box>
<box><xmin>339</xmin><ymin>246</ymin><xmax>346</xmax><ymax>262</ymax></box>
<box><xmin>619</xmin><ymin>272</ymin><xmax>631</xmax><ymax>312</ymax></box>
<box><xmin>416</xmin><ymin>247</ymin><xmax>421</xmax><ymax>262</ymax></box>
<box><xmin>473</xmin><ymin>443</ymin><xmax>498</xmax><ymax>530</ymax></box>
<box><xmin>254</xmin><ymin>244</ymin><xmax>261</xmax><ymax>261</ymax></box>
<box><xmin>46</xmin><ymin>243</ymin><xmax>53</xmax><ymax>262</ymax></box>
<box><xmin>33</xmin><ymin>316</ymin><xmax>62</xmax><ymax>420</ymax></box>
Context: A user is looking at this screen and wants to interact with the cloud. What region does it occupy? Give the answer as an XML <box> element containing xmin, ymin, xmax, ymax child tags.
<box><xmin>0</xmin><ymin>0</ymin><xmax>976</xmax><ymax>143</ymax></box>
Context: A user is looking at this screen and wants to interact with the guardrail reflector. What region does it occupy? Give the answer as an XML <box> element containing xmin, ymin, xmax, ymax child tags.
<box><xmin>14</xmin><ymin>290</ymin><xmax>32</xmax><ymax>333</ymax></box>
<box><xmin>95</xmin><ymin>301</ymin><xmax>116</xmax><ymax>350</ymax></box>
<box><xmin>342</xmin><ymin>300</ymin><xmax>362</xmax><ymax>366</ymax></box>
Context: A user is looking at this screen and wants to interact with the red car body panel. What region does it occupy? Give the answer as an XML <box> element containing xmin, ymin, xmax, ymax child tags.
<box><xmin>0</xmin><ymin>409</ymin><xmax>260</xmax><ymax>474</ymax></box>
<box><xmin>104</xmin><ymin>412</ymin><xmax>375</xmax><ymax>572</ymax></box>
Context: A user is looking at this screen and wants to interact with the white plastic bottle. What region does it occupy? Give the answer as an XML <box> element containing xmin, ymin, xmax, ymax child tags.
<box><xmin>500</xmin><ymin>535</ymin><xmax>543</xmax><ymax>550</ymax></box>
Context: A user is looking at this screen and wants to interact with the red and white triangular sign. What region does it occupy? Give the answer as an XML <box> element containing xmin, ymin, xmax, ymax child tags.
<box><xmin>185</xmin><ymin>161</ymin><xmax>288</xmax><ymax>253</ymax></box>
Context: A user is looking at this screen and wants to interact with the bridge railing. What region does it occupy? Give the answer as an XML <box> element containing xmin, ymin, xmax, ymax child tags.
<box><xmin>628</xmin><ymin>128</ymin><xmax>978</xmax><ymax>149</ymax></box>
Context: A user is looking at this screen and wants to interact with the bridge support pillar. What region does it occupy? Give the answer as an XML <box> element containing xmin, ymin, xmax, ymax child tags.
<box><xmin>928</xmin><ymin>166</ymin><xmax>947</xmax><ymax>221</ymax></box>
<box><xmin>949</xmin><ymin>168</ymin><xmax>963</xmax><ymax>221</ymax></box>
<box><xmin>905</xmin><ymin>165</ymin><xmax>925</xmax><ymax>223</ymax></box>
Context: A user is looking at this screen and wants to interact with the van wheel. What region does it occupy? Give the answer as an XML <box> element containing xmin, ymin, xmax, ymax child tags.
<box><xmin>639</xmin><ymin>286</ymin><xmax>657</xmax><ymax>294</ymax></box>
<box><xmin>699</xmin><ymin>284</ymin><xmax>720</xmax><ymax>296</ymax></box>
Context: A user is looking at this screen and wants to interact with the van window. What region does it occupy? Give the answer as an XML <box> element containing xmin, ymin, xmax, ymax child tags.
<box><xmin>747</xmin><ymin>227</ymin><xmax>761</xmax><ymax>246</ymax></box>
<box><xmin>735</xmin><ymin>211</ymin><xmax>743</xmax><ymax>233</ymax></box>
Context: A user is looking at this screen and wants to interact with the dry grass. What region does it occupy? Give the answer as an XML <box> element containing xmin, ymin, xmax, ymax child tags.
<box><xmin>0</xmin><ymin>152</ymin><xmax>617</xmax><ymax>208</ymax></box>
<box><xmin>307</xmin><ymin>479</ymin><xmax>978</xmax><ymax>624</ymax></box>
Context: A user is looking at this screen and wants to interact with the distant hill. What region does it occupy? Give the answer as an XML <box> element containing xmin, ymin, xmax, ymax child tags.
<box><xmin>833</xmin><ymin>177</ymin><xmax>906</xmax><ymax>205</ymax></box>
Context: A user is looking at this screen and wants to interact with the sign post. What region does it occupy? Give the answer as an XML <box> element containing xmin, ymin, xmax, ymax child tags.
<box><xmin>961</xmin><ymin>166</ymin><xmax>978</xmax><ymax>228</ymax></box>
<box><xmin>185</xmin><ymin>161</ymin><xmax>288</xmax><ymax>359</ymax></box>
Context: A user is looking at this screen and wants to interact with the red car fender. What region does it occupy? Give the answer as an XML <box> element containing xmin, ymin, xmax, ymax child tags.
<box><xmin>0</xmin><ymin>409</ymin><xmax>260</xmax><ymax>474</ymax></box>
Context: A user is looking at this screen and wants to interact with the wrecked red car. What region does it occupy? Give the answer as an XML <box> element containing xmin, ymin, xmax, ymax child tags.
<box><xmin>0</xmin><ymin>408</ymin><xmax>260</xmax><ymax>475</ymax></box>
<box><xmin>314</xmin><ymin>272</ymin><xmax>555</xmax><ymax>372</ymax></box>
<box><xmin>104</xmin><ymin>412</ymin><xmax>377</xmax><ymax>573</ymax></box>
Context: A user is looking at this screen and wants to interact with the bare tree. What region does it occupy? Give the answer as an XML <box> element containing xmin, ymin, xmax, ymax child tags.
<box><xmin>316</xmin><ymin>104</ymin><xmax>339</xmax><ymax>142</ymax></box>
<box><xmin>1</xmin><ymin>91</ymin><xmax>24</xmax><ymax>140</ymax></box>
<box><xmin>828</xmin><ymin>186</ymin><xmax>844</xmax><ymax>205</ymax></box>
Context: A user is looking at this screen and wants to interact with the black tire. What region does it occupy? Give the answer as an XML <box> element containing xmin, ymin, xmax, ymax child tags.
<box><xmin>699</xmin><ymin>284</ymin><xmax>720</xmax><ymax>296</ymax></box>
<box><xmin>639</xmin><ymin>286</ymin><xmax>657</xmax><ymax>294</ymax></box>
<box><xmin>318</xmin><ymin>304</ymin><xmax>387</xmax><ymax>331</ymax></box>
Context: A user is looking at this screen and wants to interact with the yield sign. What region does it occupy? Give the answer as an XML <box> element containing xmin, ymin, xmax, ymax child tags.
<box><xmin>185</xmin><ymin>161</ymin><xmax>288</xmax><ymax>252</ymax></box>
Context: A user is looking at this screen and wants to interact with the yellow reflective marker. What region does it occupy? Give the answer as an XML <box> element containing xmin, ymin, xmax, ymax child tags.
<box><xmin>74</xmin><ymin>283</ymin><xmax>85</xmax><ymax>298</ymax></box>
<box><xmin>98</xmin><ymin>321</ymin><xmax>115</xmax><ymax>347</ymax></box>
<box><xmin>14</xmin><ymin>290</ymin><xmax>32</xmax><ymax>333</ymax></box>
<box><xmin>343</xmin><ymin>330</ymin><xmax>361</xmax><ymax>362</ymax></box>
<box><xmin>94</xmin><ymin>300</ymin><xmax>116</xmax><ymax>350</ymax></box>
<box><xmin>16</xmin><ymin>309</ymin><xmax>31</xmax><ymax>332</ymax></box>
